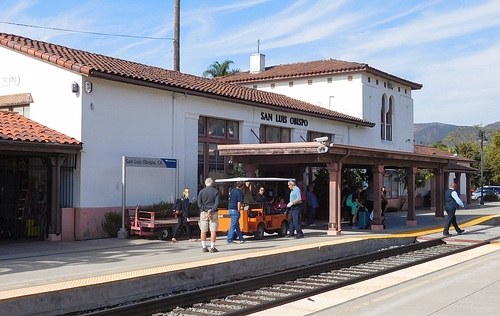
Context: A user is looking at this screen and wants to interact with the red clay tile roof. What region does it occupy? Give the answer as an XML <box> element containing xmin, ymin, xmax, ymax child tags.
<box><xmin>0</xmin><ymin>93</ymin><xmax>33</xmax><ymax>106</ymax></box>
<box><xmin>0</xmin><ymin>111</ymin><xmax>81</xmax><ymax>145</ymax></box>
<box><xmin>0</xmin><ymin>33</ymin><xmax>374</xmax><ymax>127</ymax></box>
<box><xmin>414</xmin><ymin>145</ymin><xmax>474</xmax><ymax>162</ymax></box>
<box><xmin>218</xmin><ymin>59</ymin><xmax>422</xmax><ymax>90</ymax></box>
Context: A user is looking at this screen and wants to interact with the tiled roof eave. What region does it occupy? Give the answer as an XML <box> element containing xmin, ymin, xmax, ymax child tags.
<box><xmin>221</xmin><ymin>64</ymin><xmax>422</xmax><ymax>90</ymax></box>
<box><xmin>221</xmin><ymin>67</ymin><xmax>367</xmax><ymax>84</ymax></box>
<box><xmin>90</xmin><ymin>70</ymin><xmax>375</xmax><ymax>128</ymax></box>
<box><xmin>0</xmin><ymin>139</ymin><xmax>82</xmax><ymax>154</ymax></box>
<box><xmin>365</xmin><ymin>67</ymin><xmax>422</xmax><ymax>90</ymax></box>
<box><xmin>1</xmin><ymin>38</ymin><xmax>92</xmax><ymax>75</ymax></box>
<box><xmin>0</xmin><ymin>33</ymin><xmax>375</xmax><ymax>127</ymax></box>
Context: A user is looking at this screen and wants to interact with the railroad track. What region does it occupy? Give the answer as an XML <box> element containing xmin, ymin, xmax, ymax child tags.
<box><xmin>79</xmin><ymin>238</ymin><xmax>492</xmax><ymax>316</ymax></box>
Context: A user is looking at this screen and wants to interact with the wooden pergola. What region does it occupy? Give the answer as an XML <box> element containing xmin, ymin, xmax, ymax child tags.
<box><xmin>218</xmin><ymin>142</ymin><xmax>476</xmax><ymax>235</ymax></box>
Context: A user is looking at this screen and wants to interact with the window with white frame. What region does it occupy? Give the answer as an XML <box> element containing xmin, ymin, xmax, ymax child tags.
<box><xmin>384</xmin><ymin>173</ymin><xmax>399</xmax><ymax>198</ymax></box>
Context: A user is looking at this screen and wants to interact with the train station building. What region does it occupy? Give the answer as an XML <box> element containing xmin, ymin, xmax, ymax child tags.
<box><xmin>0</xmin><ymin>33</ymin><xmax>475</xmax><ymax>241</ymax></box>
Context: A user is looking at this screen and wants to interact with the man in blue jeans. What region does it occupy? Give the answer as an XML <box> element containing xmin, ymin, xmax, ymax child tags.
<box><xmin>227</xmin><ymin>181</ymin><xmax>247</xmax><ymax>245</ymax></box>
<box><xmin>286</xmin><ymin>180</ymin><xmax>304</xmax><ymax>239</ymax></box>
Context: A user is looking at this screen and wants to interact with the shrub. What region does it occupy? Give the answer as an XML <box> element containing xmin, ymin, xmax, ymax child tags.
<box><xmin>102</xmin><ymin>211</ymin><xmax>122</xmax><ymax>238</ymax></box>
<box><xmin>484</xmin><ymin>193</ymin><xmax>499</xmax><ymax>202</ymax></box>
<box><xmin>152</xmin><ymin>201</ymin><xmax>174</xmax><ymax>218</ymax></box>
<box><xmin>386</xmin><ymin>206</ymin><xmax>399</xmax><ymax>213</ymax></box>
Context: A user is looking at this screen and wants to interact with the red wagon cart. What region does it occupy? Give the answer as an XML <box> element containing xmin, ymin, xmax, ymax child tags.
<box><xmin>129</xmin><ymin>206</ymin><xmax>199</xmax><ymax>240</ymax></box>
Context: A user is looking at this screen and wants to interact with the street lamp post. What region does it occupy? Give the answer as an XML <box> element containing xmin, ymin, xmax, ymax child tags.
<box><xmin>479</xmin><ymin>130</ymin><xmax>485</xmax><ymax>205</ymax></box>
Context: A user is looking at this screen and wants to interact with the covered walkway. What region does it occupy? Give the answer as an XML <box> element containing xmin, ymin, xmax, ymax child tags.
<box><xmin>218</xmin><ymin>141</ymin><xmax>476</xmax><ymax>235</ymax></box>
<box><xmin>0</xmin><ymin>203</ymin><xmax>498</xmax><ymax>315</ymax></box>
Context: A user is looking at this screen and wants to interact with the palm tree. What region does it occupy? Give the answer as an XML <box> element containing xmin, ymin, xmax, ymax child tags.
<box><xmin>203</xmin><ymin>60</ymin><xmax>240</xmax><ymax>78</ymax></box>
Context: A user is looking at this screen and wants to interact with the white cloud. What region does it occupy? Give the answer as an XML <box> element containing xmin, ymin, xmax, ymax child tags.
<box><xmin>348</xmin><ymin>0</ymin><xmax>500</xmax><ymax>59</ymax></box>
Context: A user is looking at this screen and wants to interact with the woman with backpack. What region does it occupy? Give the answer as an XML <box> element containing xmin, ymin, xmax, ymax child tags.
<box><xmin>346</xmin><ymin>185</ymin><xmax>364</xmax><ymax>229</ymax></box>
<box><xmin>172</xmin><ymin>188</ymin><xmax>197</xmax><ymax>243</ymax></box>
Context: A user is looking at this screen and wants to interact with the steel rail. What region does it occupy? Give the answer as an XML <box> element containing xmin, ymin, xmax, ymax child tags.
<box><xmin>75</xmin><ymin>237</ymin><xmax>493</xmax><ymax>316</ymax></box>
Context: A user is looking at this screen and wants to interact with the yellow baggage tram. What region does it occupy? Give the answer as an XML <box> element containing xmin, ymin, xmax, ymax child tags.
<box><xmin>215</xmin><ymin>177</ymin><xmax>293</xmax><ymax>239</ymax></box>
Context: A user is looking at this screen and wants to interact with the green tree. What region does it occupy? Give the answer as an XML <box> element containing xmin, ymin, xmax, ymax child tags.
<box><xmin>488</xmin><ymin>129</ymin><xmax>500</xmax><ymax>184</ymax></box>
<box><xmin>443</xmin><ymin>125</ymin><xmax>497</xmax><ymax>188</ymax></box>
<box><xmin>394</xmin><ymin>169</ymin><xmax>429</xmax><ymax>210</ymax></box>
<box><xmin>203</xmin><ymin>60</ymin><xmax>240</xmax><ymax>78</ymax></box>
<box><xmin>445</xmin><ymin>126</ymin><xmax>483</xmax><ymax>145</ymax></box>
<box><xmin>429</xmin><ymin>139</ymin><xmax>449</xmax><ymax>151</ymax></box>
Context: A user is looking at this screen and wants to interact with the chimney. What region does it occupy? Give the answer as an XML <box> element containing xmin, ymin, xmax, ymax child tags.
<box><xmin>250</xmin><ymin>53</ymin><xmax>265</xmax><ymax>74</ymax></box>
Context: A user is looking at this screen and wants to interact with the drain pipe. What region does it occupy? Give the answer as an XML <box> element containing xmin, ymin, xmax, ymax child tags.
<box><xmin>172</xmin><ymin>92</ymin><xmax>186</xmax><ymax>198</ymax></box>
<box><xmin>339</xmin><ymin>148</ymin><xmax>351</xmax><ymax>165</ymax></box>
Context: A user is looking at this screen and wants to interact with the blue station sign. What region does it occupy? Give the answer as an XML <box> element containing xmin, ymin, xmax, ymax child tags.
<box><xmin>125</xmin><ymin>157</ymin><xmax>177</xmax><ymax>168</ymax></box>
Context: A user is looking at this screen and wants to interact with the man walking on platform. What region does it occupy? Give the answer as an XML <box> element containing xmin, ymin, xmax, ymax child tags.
<box><xmin>198</xmin><ymin>178</ymin><xmax>220</xmax><ymax>252</ymax></box>
<box><xmin>443</xmin><ymin>182</ymin><xmax>465</xmax><ymax>237</ymax></box>
<box><xmin>286</xmin><ymin>180</ymin><xmax>304</xmax><ymax>239</ymax></box>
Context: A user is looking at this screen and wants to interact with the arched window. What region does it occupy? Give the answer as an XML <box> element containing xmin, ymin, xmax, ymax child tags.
<box><xmin>381</xmin><ymin>94</ymin><xmax>393</xmax><ymax>141</ymax></box>
<box><xmin>380</xmin><ymin>95</ymin><xmax>386</xmax><ymax>140</ymax></box>
<box><xmin>386</xmin><ymin>97</ymin><xmax>393</xmax><ymax>141</ymax></box>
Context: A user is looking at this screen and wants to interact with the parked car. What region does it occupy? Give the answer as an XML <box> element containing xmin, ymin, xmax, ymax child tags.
<box><xmin>471</xmin><ymin>188</ymin><xmax>500</xmax><ymax>203</ymax></box>
<box><xmin>483</xmin><ymin>186</ymin><xmax>500</xmax><ymax>194</ymax></box>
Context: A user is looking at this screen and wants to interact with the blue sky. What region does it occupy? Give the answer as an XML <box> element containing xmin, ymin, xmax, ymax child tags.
<box><xmin>1</xmin><ymin>0</ymin><xmax>499</xmax><ymax>126</ymax></box>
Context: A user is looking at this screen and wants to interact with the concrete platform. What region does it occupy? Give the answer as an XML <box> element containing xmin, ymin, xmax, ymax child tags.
<box><xmin>418</xmin><ymin>224</ymin><xmax>500</xmax><ymax>244</ymax></box>
<box><xmin>1</xmin><ymin>203</ymin><xmax>500</xmax><ymax>315</ymax></box>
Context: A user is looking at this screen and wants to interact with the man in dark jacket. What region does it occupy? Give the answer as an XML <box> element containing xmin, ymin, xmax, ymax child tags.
<box><xmin>198</xmin><ymin>178</ymin><xmax>220</xmax><ymax>252</ymax></box>
<box><xmin>443</xmin><ymin>183</ymin><xmax>465</xmax><ymax>237</ymax></box>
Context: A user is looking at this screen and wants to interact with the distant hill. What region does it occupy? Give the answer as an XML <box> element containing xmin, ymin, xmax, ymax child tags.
<box><xmin>414</xmin><ymin>122</ymin><xmax>500</xmax><ymax>145</ymax></box>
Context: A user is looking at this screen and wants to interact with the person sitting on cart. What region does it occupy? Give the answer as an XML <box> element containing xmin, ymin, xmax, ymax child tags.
<box><xmin>256</xmin><ymin>187</ymin><xmax>272</xmax><ymax>215</ymax></box>
<box><xmin>171</xmin><ymin>188</ymin><xmax>197</xmax><ymax>243</ymax></box>
<box><xmin>227</xmin><ymin>181</ymin><xmax>247</xmax><ymax>245</ymax></box>
<box><xmin>256</xmin><ymin>187</ymin><xmax>266</xmax><ymax>204</ymax></box>
<box><xmin>277</xmin><ymin>197</ymin><xmax>287</xmax><ymax>211</ymax></box>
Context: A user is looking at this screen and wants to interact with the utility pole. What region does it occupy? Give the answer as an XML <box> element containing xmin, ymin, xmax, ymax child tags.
<box><xmin>479</xmin><ymin>130</ymin><xmax>486</xmax><ymax>205</ymax></box>
<box><xmin>174</xmin><ymin>0</ymin><xmax>180</xmax><ymax>71</ymax></box>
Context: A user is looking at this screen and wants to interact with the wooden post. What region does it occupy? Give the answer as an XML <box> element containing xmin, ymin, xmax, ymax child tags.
<box><xmin>406</xmin><ymin>166</ymin><xmax>417</xmax><ymax>226</ymax></box>
<box><xmin>371</xmin><ymin>165</ymin><xmax>384</xmax><ymax>230</ymax></box>
<box><xmin>434</xmin><ymin>168</ymin><xmax>445</xmax><ymax>220</ymax></box>
<box><xmin>326</xmin><ymin>162</ymin><xmax>342</xmax><ymax>235</ymax></box>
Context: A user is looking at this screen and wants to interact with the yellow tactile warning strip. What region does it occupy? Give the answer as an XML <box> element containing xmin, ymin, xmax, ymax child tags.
<box><xmin>379</xmin><ymin>214</ymin><xmax>500</xmax><ymax>238</ymax></box>
<box><xmin>1</xmin><ymin>214</ymin><xmax>499</xmax><ymax>301</ymax></box>
<box><xmin>0</xmin><ymin>237</ymin><xmax>364</xmax><ymax>301</ymax></box>
<box><xmin>250</xmin><ymin>243</ymin><xmax>500</xmax><ymax>316</ymax></box>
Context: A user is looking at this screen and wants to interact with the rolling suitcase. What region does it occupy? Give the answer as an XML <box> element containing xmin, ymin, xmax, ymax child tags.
<box><xmin>358</xmin><ymin>208</ymin><xmax>371</xmax><ymax>229</ymax></box>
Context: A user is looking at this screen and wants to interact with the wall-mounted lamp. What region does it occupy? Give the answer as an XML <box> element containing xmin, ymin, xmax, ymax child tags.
<box><xmin>84</xmin><ymin>81</ymin><xmax>93</xmax><ymax>93</ymax></box>
<box><xmin>314</xmin><ymin>136</ymin><xmax>330</xmax><ymax>153</ymax></box>
<box><xmin>317</xmin><ymin>145</ymin><xmax>329</xmax><ymax>153</ymax></box>
<box><xmin>71</xmin><ymin>82</ymin><xmax>79</xmax><ymax>93</ymax></box>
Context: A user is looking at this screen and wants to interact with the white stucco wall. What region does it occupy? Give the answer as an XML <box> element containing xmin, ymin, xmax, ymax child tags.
<box><xmin>1</xmin><ymin>46</ymin><xmax>417</xmax><ymax>213</ymax></box>
<box><xmin>0</xmin><ymin>47</ymin><xmax>83</xmax><ymax>139</ymax></box>
<box><xmin>241</xmin><ymin>72</ymin><xmax>416</xmax><ymax>152</ymax></box>
<box><xmin>78</xmin><ymin>79</ymin><xmax>179</xmax><ymax>207</ymax></box>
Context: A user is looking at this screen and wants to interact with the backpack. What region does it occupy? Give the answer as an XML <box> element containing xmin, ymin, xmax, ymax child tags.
<box><xmin>346</xmin><ymin>194</ymin><xmax>356</xmax><ymax>207</ymax></box>
<box><xmin>173</xmin><ymin>197</ymin><xmax>183</xmax><ymax>214</ymax></box>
